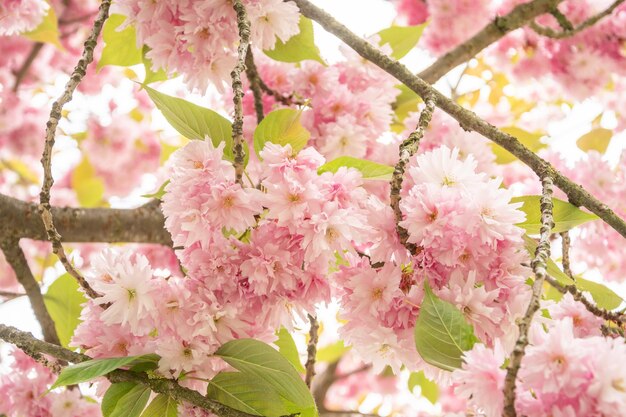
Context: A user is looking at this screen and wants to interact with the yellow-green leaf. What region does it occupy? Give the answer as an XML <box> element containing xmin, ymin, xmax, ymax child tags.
<box><xmin>491</xmin><ymin>127</ymin><xmax>546</xmax><ymax>164</ymax></box>
<box><xmin>71</xmin><ymin>157</ymin><xmax>105</xmax><ymax>208</ymax></box>
<box><xmin>274</xmin><ymin>327</ymin><xmax>305</xmax><ymax>373</ymax></box>
<box><xmin>24</xmin><ymin>5</ymin><xmax>62</xmax><ymax>49</ymax></box>
<box><xmin>377</xmin><ymin>23</ymin><xmax>427</xmax><ymax>59</ymax></box>
<box><xmin>316</xmin><ymin>340</ymin><xmax>350</xmax><ymax>363</ymax></box>
<box><xmin>98</xmin><ymin>14</ymin><xmax>142</xmax><ymax>70</ymax></box>
<box><xmin>142</xmin><ymin>46</ymin><xmax>168</xmax><ymax>84</ymax></box>
<box><xmin>512</xmin><ymin>195</ymin><xmax>599</xmax><ymax>234</ymax></box>
<box><xmin>408</xmin><ymin>371</ymin><xmax>439</xmax><ymax>404</ymax></box>
<box><xmin>577</xmin><ymin>128</ymin><xmax>612</xmax><ymax>154</ymax></box>
<box><xmin>318</xmin><ymin>157</ymin><xmax>394</xmax><ymax>180</ymax></box>
<box><xmin>43</xmin><ymin>273</ymin><xmax>86</xmax><ymax>348</ymax></box>
<box><xmin>264</xmin><ymin>17</ymin><xmax>324</xmax><ymax>64</ymax></box>
<box><xmin>253</xmin><ymin>109</ymin><xmax>310</xmax><ymax>158</ymax></box>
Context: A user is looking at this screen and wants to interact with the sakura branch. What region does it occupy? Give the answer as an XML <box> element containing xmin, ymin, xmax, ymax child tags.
<box><xmin>502</xmin><ymin>175</ymin><xmax>554</xmax><ymax>417</ymax></box>
<box><xmin>305</xmin><ymin>314</ymin><xmax>319</xmax><ymax>388</ymax></box>
<box><xmin>244</xmin><ymin>47</ymin><xmax>266</xmax><ymax>123</ymax></box>
<box><xmin>529</xmin><ymin>0</ymin><xmax>625</xmax><ymax>39</ymax></box>
<box><xmin>290</xmin><ymin>0</ymin><xmax>626</xmax><ymax>242</ymax></box>
<box><xmin>389</xmin><ymin>95</ymin><xmax>436</xmax><ymax>255</ymax></box>
<box><xmin>231</xmin><ymin>0</ymin><xmax>251</xmax><ymax>185</ymax></box>
<box><xmin>418</xmin><ymin>0</ymin><xmax>563</xmax><ymax>83</ymax></box>
<box><xmin>0</xmin><ymin>238</ymin><xmax>60</xmax><ymax>345</ymax></box>
<box><xmin>38</xmin><ymin>0</ymin><xmax>112</xmax><ymax>300</ymax></box>
<box><xmin>560</xmin><ymin>231</ymin><xmax>573</xmax><ymax>279</ymax></box>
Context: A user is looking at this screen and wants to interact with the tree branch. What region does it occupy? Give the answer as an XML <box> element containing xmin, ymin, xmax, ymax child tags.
<box><xmin>503</xmin><ymin>175</ymin><xmax>554</xmax><ymax>417</ymax></box>
<box><xmin>560</xmin><ymin>231</ymin><xmax>573</xmax><ymax>279</ymax></box>
<box><xmin>12</xmin><ymin>42</ymin><xmax>45</xmax><ymax>91</ymax></box>
<box><xmin>417</xmin><ymin>0</ymin><xmax>563</xmax><ymax>83</ymax></box>
<box><xmin>245</xmin><ymin>47</ymin><xmax>266</xmax><ymax>124</ymax></box>
<box><xmin>290</xmin><ymin>0</ymin><xmax>626</xmax><ymax>241</ymax></box>
<box><xmin>231</xmin><ymin>0</ymin><xmax>251</xmax><ymax>185</ymax></box>
<box><xmin>0</xmin><ymin>193</ymin><xmax>171</xmax><ymax>245</ymax></box>
<box><xmin>0</xmin><ymin>238</ymin><xmax>60</xmax><ymax>345</ymax></box>
<box><xmin>389</xmin><ymin>94</ymin><xmax>436</xmax><ymax>255</ymax></box>
<box><xmin>305</xmin><ymin>314</ymin><xmax>319</xmax><ymax>388</ymax></box>
<box><xmin>0</xmin><ymin>324</ymin><xmax>256</xmax><ymax>417</ymax></box>
<box><xmin>529</xmin><ymin>0</ymin><xmax>624</xmax><ymax>39</ymax></box>
<box><xmin>39</xmin><ymin>0</ymin><xmax>112</xmax><ymax>300</ymax></box>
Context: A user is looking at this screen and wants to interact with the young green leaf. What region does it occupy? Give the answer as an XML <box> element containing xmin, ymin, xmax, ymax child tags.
<box><xmin>71</xmin><ymin>157</ymin><xmax>105</xmax><ymax>208</ymax></box>
<box><xmin>215</xmin><ymin>339</ymin><xmax>316</xmax><ymax>413</ymax></box>
<box><xmin>52</xmin><ymin>355</ymin><xmax>147</xmax><ymax>389</ymax></box>
<box><xmin>316</xmin><ymin>340</ymin><xmax>350</xmax><ymax>363</ymax></box>
<box><xmin>102</xmin><ymin>382</ymin><xmax>138</xmax><ymax>417</ymax></box>
<box><xmin>264</xmin><ymin>17</ymin><xmax>324</xmax><ymax>64</ymax></box>
<box><xmin>253</xmin><ymin>109</ymin><xmax>310</xmax><ymax>159</ymax></box>
<box><xmin>577</xmin><ymin>128</ymin><xmax>612</xmax><ymax>154</ymax></box>
<box><xmin>24</xmin><ymin>6</ymin><xmax>62</xmax><ymax>49</ymax></box>
<box><xmin>140</xmin><ymin>394</ymin><xmax>178</xmax><ymax>417</ymax></box>
<box><xmin>98</xmin><ymin>14</ymin><xmax>142</xmax><ymax>70</ymax></box>
<box><xmin>491</xmin><ymin>127</ymin><xmax>546</xmax><ymax>164</ymax></box>
<box><xmin>513</xmin><ymin>196</ymin><xmax>599</xmax><ymax>234</ymax></box>
<box><xmin>274</xmin><ymin>327</ymin><xmax>305</xmax><ymax>373</ymax></box>
<box><xmin>143</xmin><ymin>86</ymin><xmax>234</xmax><ymax>160</ymax></box>
<box><xmin>377</xmin><ymin>23</ymin><xmax>427</xmax><ymax>60</ymax></box>
<box><xmin>109</xmin><ymin>384</ymin><xmax>151</xmax><ymax>417</ymax></box>
<box><xmin>408</xmin><ymin>371</ymin><xmax>439</xmax><ymax>404</ymax></box>
<box><xmin>207</xmin><ymin>372</ymin><xmax>291</xmax><ymax>417</ymax></box>
<box><xmin>141</xmin><ymin>180</ymin><xmax>169</xmax><ymax>200</ymax></box>
<box><xmin>142</xmin><ymin>47</ymin><xmax>169</xmax><ymax>84</ymax></box>
<box><xmin>317</xmin><ymin>157</ymin><xmax>394</xmax><ymax>180</ymax></box>
<box><xmin>414</xmin><ymin>283</ymin><xmax>478</xmax><ymax>371</ymax></box>
<box><xmin>43</xmin><ymin>273</ymin><xmax>86</xmax><ymax>347</ymax></box>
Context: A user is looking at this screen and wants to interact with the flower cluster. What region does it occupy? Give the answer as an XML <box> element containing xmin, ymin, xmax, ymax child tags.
<box><xmin>0</xmin><ymin>0</ymin><xmax>49</xmax><ymax>36</ymax></box>
<box><xmin>115</xmin><ymin>0</ymin><xmax>301</xmax><ymax>92</ymax></box>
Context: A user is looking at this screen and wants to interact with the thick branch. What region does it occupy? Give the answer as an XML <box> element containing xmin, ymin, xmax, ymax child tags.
<box><xmin>231</xmin><ymin>0</ymin><xmax>251</xmax><ymax>185</ymax></box>
<box><xmin>418</xmin><ymin>0</ymin><xmax>563</xmax><ymax>83</ymax></box>
<box><xmin>305</xmin><ymin>314</ymin><xmax>319</xmax><ymax>388</ymax></box>
<box><xmin>291</xmin><ymin>0</ymin><xmax>626</xmax><ymax>241</ymax></box>
<box><xmin>503</xmin><ymin>176</ymin><xmax>554</xmax><ymax>417</ymax></box>
<box><xmin>39</xmin><ymin>0</ymin><xmax>112</xmax><ymax>300</ymax></box>
<box><xmin>529</xmin><ymin>0</ymin><xmax>624</xmax><ymax>39</ymax></box>
<box><xmin>0</xmin><ymin>239</ymin><xmax>60</xmax><ymax>345</ymax></box>
<box><xmin>0</xmin><ymin>193</ymin><xmax>171</xmax><ymax>245</ymax></box>
<box><xmin>390</xmin><ymin>95</ymin><xmax>436</xmax><ymax>255</ymax></box>
<box><xmin>0</xmin><ymin>324</ymin><xmax>255</xmax><ymax>417</ymax></box>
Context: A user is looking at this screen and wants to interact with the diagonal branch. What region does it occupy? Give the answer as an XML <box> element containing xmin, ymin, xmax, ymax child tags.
<box><xmin>289</xmin><ymin>0</ymin><xmax>626</xmax><ymax>241</ymax></box>
<box><xmin>305</xmin><ymin>314</ymin><xmax>319</xmax><ymax>388</ymax></box>
<box><xmin>502</xmin><ymin>175</ymin><xmax>554</xmax><ymax>417</ymax></box>
<box><xmin>529</xmin><ymin>0</ymin><xmax>624</xmax><ymax>39</ymax></box>
<box><xmin>418</xmin><ymin>0</ymin><xmax>563</xmax><ymax>83</ymax></box>
<box><xmin>0</xmin><ymin>238</ymin><xmax>60</xmax><ymax>345</ymax></box>
<box><xmin>38</xmin><ymin>0</ymin><xmax>112</xmax><ymax>300</ymax></box>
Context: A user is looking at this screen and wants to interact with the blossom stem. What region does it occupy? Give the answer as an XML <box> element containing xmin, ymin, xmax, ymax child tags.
<box><xmin>244</xmin><ymin>47</ymin><xmax>265</xmax><ymax>124</ymax></box>
<box><xmin>502</xmin><ymin>175</ymin><xmax>554</xmax><ymax>417</ymax></box>
<box><xmin>38</xmin><ymin>0</ymin><xmax>112</xmax><ymax>300</ymax></box>
<box><xmin>305</xmin><ymin>314</ymin><xmax>319</xmax><ymax>388</ymax></box>
<box><xmin>231</xmin><ymin>0</ymin><xmax>251</xmax><ymax>186</ymax></box>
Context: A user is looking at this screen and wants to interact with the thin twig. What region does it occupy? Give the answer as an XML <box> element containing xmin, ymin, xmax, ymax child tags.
<box><xmin>0</xmin><ymin>238</ymin><xmax>60</xmax><ymax>345</ymax></box>
<box><xmin>244</xmin><ymin>47</ymin><xmax>265</xmax><ymax>123</ymax></box>
<box><xmin>529</xmin><ymin>0</ymin><xmax>624</xmax><ymax>38</ymax></box>
<box><xmin>0</xmin><ymin>291</ymin><xmax>26</xmax><ymax>300</ymax></box>
<box><xmin>313</xmin><ymin>360</ymin><xmax>339</xmax><ymax>411</ymax></box>
<box><xmin>503</xmin><ymin>175</ymin><xmax>554</xmax><ymax>417</ymax></box>
<box><xmin>389</xmin><ymin>95</ymin><xmax>436</xmax><ymax>255</ymax></box>
<box><xmin>230</xmin><ymin>0</ymin><xmax>251</xmax><ymax>185</ymax></box>
<box><xmin>290</xmin><ymin>0</ymin><xmax>626</xmax><ymax>241</ymax></box>
<box><xmin>38</xmin><ymin>0</ymin><xmax>112</xmax><ymax>300</ymax></box>
<box><xmin>305</xmin><ymin>314</ymin><xmax>319</xmax><ymax>388</ymax></box>
<box><xmin>560</xmin><ymin>231</ymin><xmax>573</xmax><ymax>279</ymax></box>
<box><xmin>12</xmin><ymin>43</ymin><xmax>44</xmax><ymax>91</ymax></box>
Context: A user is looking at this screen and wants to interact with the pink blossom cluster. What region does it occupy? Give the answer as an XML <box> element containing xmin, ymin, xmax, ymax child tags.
<box><xmin>453</xmin><ymin>294</ymin><xmax>624</xmax><ymax>416</ymax></box>
<box><xmin>333</xmin><ymin>146</ymin><xmax>531</xmax><ymax>375</ymax></box>
<box><xmin>0</xmin><ymin>0</ymin><xmax>48</xmax><ymax>36</ymax></box>
<box><xmin>115</xmin><ymin>0</ymin><xmax>301</xmax><ymax>92</ymax></box>
<box><xmin>0</xmin><ymin>349</ymin><xmax>100</xmax><ymax>417</ymax></box>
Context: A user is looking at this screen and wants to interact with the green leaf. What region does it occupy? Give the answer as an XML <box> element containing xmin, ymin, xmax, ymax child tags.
<box><xmin>207</xmin><ymin>372</ymin><xmax>291</xmax><ymax>417</ymax></box>
<box><xmin>577</xmin><ymin>128</ymin><xmax>612</xmax><ymax>154</ymax></box>
<box><xmin>522</xmin><ymin>235</ymin><xmax>623</xmax><ymax>310</ymax></box>
<box><xmin>512</xmin><ymin>196</ymin><xmax>599</xmax><ymax>234</ymax></box>
<box><xmin>109</xmin><ymin>384</ymin><xmax>151</xmax><ymax>417</ymax></box>
<box><xmin>71</xmin><ymin>157</ymin><xmax>105</xmax><ymax>208</ymax></box>
<box><xmin>408</xmin><ymin>371</ymin><xmax>439</xmax><ymax>404</ymax></box>
<box><xmin>143</xmin><ymin>46</ymin><xmax>168</xmax><ymax>84</ymax></box>
<box><xmin>24</xmin><ymin>5</ymin><xmax>62</xmax><ymax>49</ymax></box>
<box><xmin>274</xmin><ymin>327</ymin><xmax>305</xmax><ymax>373</ymax></box>
<box><xmin>140</xmin><ymin>394</ymin><xmax>178</xmax><ymax>417</ymax></box>
<box><xmin>317</xmin><ymin>157</ymin><xmax>394</xmax><ymax>180</ymax></box>
<box><xmin>102</xmin><ymin>382</ymin><xmax>137</xmax><ymax>417</ymax></box>
<box><xmin>316</xmin><ymin>340</ymin><xmax>350</xmax><ymax>363</ymax></box>
<box><xmin>264</xmin><ymin>16</ymin><xmax>324</xmax><ymax>64</ymax></box>
<box><xmin>253</xmin><ymin>109</ymin><xmax>310</xmax><ymax>159</ymax></box>
<box><xmin>392</xmin><ymin>84</ymin><xmax>421</xmax><ymax>124</ymax></box>
<box><xmin>43</xmin><ymin>273</ymin><xmax>86</xmax><ymax>347</ymax></box>
<box><xmin>414</xmin><ymin>283</ymin><xmax>478</xmax><ymax>371</ymax></box>
<box><xmin>98</xmin><ymin>14</ymin><xmax>142</xmax><ymax>70</ymax></box>
<box><xmin>377</xmin><ymin>23</ymin><xmax>427</xmax><ymax>59</ymax></box>
<box><xmin>141</xmin><ymin>180</ymin><xmax>169</xmax><ymax>200</ymax></box>
<box><xmin>491</xmin><ymin>127</ymin><xmax>546</xmax><ymax>164</ymax></box>
<box><xmin>143</xmin><ymin>85</ymin><xmax>234</xmax><ymax>160</ymax></box>
<box><xmin>52</xmin><ymin>356</ymin><xmax>145</xmax><ymax>389</ymax></box>
<box><xmin>215</xmin><ymin>339</ymin><xmax>316</xmax><ymax>413</ymax></box>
